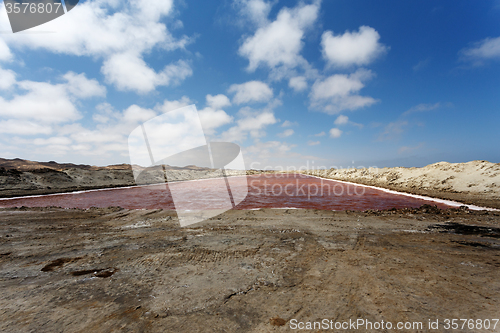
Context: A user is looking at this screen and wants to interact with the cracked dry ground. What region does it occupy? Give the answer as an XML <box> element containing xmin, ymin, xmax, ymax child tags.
<box><xmin>1</xmin><ymin>207</ymin><xmax>499</xmax><ymax>332</ymax></box>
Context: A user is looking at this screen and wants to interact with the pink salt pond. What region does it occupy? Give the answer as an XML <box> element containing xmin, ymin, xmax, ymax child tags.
<box><xmin>0</xmin><ymin>174</ymin><xmax>455</xmax><ymax>211</ymax></box>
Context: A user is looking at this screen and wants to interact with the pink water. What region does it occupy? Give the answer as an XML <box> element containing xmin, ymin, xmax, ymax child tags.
<box><xmin>0</xmin><ymin>174</ymin><xmax>455</xmax><ymax>211</ymax></box>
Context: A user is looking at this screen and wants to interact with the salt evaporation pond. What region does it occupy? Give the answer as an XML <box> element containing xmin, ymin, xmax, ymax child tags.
<box><xmin>0</xmin><ymin>174</ymin><xmax>457</xmax><ymax>211</ymax></box>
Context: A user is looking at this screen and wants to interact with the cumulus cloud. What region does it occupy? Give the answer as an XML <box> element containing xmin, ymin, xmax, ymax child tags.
<box><xmin>288</xmin><ymin>76</ymin><xmax>308</xmax><ymax>91</ymax></box>
<box><xmin>234</xmin><ymin>0</ymin><xmax>274</xmax><ymax>27</ymax></box>
<box><xmin>460</xmin><ymin>36</ymin><xmax>500</xmax><ymax>65</ymax></box>
<box><xmin>0</xmin><ymin>66</ymin><xmax>16</xmax><ymax>90</ymax></box>
<box><xmin>0</xmin><ymin>120</ymin><xmax>52</xmax><ymax>135</ymax></box>
<box><xmin>198</xmin><ymin>107</ymin><xmax>233</xmax><ymax>135</ymax></box>
<box><xmin>277</xmin><ymin>129</ymin><xmax>294</xmax><ymax>138</ymax></box>
<box><xmin>309</xmin><ymin>68</ymin><xmax>378</xmax><ymax>114</ymax></box>
<box><xmin>243</xmin><ymin>139</ymin><xmax>297</xmax><ymax>166</ymax></box>
<box><xmin>329</xmin><ymin>128</ymin><xmax>342</xmax><ymax>138</ymax></box>
<box><xmin>221</xmin><ymin>109</ymin><xmax>277</xmax><ymax>142</ymax></box>
<box><xmin>62</xmin><ymin>72</ymin><xmax>106</xmax><ymax>98</ymax></box>
<box><xmin>123</xmin><ymin>105</ymin><xmax>157</xmax><ymax>123</ymax></box>
<box><xmin>314</xmin><ymin>131</ymin><xmax>325</xmax><ymax>137</ymax></box>
<box><xmin>156</xmin><ymin>96</ymin><xmax>192</xmax><ymax>113</ymax></box>
<box><xmin>206</xmin><ymin>94</ymin><xmax>231</xmax><ymax>109</ymax></box>
<box><xmin>1</xmin><ymin>0</ymin><xmax>192</xmax><ymax>93</ymax></box>
<box><xmin>307</xmin><ymin>140</ymin><xmax>320</xmax><ymax>146</ymax></box>
<box><xmin>228</xmin><ymin>81</ymin><xmax>273</xmax><ymax>104</ymax></box>
<box><xmin>0</xmin><ymin>72</ymin><xmax>105</xmax><ymax>124</ymax></box>
<box><xmin>102</xmin><ymin>55</ymin><xmax>192</xmax><ymax>94</ymax></box>
<box><xmin>334</xmin><ymin>115</ymin><xmax>349</xmax><ymax>125</ymax></box>
<box><xmin>2</xmin><ymin>96</ymin><xmax>193</xmax><ymax>163</ymax></box>
<box><xmin>56</xmin><ymin>98</ymin><xmax>193</xmax><ymax>156</ymax></box>
<box><xmin>33</xmin><ymin>136</ymin><xmax>72</xmax><ymax>146</ymax></box>
<box><xmin>0</xmin><ymin>39</ymin><xmax>12</xmax><ymax>62</ymax></box>
<box><xmin>281</xmin><ymin>120</ymin><xmax>297</xmax><ymax>127</ymax></box>
<box><xmin>321</xmin><ymin>26</ymin><xmax>387</xmax><ymax>67</ymax></box>
<box><xmin>93</xmin><ymin>103</ymin><xmax>120</xmax><ymax>124</ymax></box>
<box><xmin>238</xmin><ymin>1</ymin><xmax>320</xmax><ymax>71</ymax></box>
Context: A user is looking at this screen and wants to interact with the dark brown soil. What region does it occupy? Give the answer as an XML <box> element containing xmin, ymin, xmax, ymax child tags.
<box><xmin>1</xmin><ymin>206</ymin><xmax>499</xmax><ymax>332</ymax></box>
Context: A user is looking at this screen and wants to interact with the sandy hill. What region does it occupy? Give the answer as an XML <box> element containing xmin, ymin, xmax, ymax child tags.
<box><xmin>302</xmin><ymin>160</ymin><xmax>500</xmax><ymax>209</ymax></box>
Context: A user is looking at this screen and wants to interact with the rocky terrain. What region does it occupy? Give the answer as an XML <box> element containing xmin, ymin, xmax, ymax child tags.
<box><xmin>301</xmin><ymin>160</ymin><xmax>500</xmax><ymax>209</ymax></box>
<box><xmin>1</xmin><ymin>206</ymin><xmax>499</xmax><ymax>332</ymax></box>
<box><xmin>0</xmin><ymin>158</ymin><xmax>247</xmax><ymax>198</ymax></box>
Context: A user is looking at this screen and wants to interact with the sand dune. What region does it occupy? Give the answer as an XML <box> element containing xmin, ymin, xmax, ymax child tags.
<box><xmin>301</xmin><ymin>160</ymin><xmax>500</xmax><ymax>209</ymax></box>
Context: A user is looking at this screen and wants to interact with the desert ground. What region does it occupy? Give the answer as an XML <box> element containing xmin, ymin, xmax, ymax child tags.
<box><xmin>0</xmin><ymin>158</ymin><xmax>499</xmax><ymax>332</ymax></box>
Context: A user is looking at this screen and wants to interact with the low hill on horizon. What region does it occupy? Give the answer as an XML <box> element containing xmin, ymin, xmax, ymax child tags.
<box><xmin>0</xmin><ymin>158</ymin><xmax>213</xmax><ymax>172</ymax></box>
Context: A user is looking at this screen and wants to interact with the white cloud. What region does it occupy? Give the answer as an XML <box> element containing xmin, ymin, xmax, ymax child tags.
<box><xmin>334</xmin><ymin>115</ymin><xmax>349</xmax><ymax>125</ymax></box>
<box><xmin>228</xmin><ymin>81</ymin><xmax>273</xmax><ymax>104</ymax></box>
<box><xmin>329</xmin><ymin>128</ymin><xmax>342</xmax><ymax>138</ymax></box>
<box><xmin>307</xmin><ymin>140</ymin><xmax>320</xmax><ymax>146</ymax></box>
<box><xmin>1</xmin><ymin>0</ymin><xmax>187</xmax><ymax>55</ymax></box>
<box><xmin>93</xmin><ymin>103</ymin><xmax>120</xmax><ymax>124</ymax></box>
<box><xmin>63</xmin><ymin>72</ymin><xmax>106</xmax><ymax>98</ymax></box>
<box><xmin>0</xmin><ymin>39</ymin><xmax>12</xmax><ymax>62</ymax></box>
<box><xmin>0</xmin><ymin>66</ymin><xmax>16</xmax><ymax>90</ymax></box>
<box><xmin>1</xmin><ymin>0</ymin><xmax>192</xmax><ymax>93</ymax></box>
<box><xmin>71</xmin><ymin>129</ymin><xmax>125</xmax><ymax>144</ymax></box>
<box><xmin>277</xmin><ymin>129</ymin><xmax>294</xmax><ymax>138</ymax></box>
<box><xmin>244</xmin><ymin>139</ymin><xmax>297</xmax><ymax>166</ymax></box>
<box><xmin>314</xmin><ymin>131</ymin><xmax>325</xmax><ymax>137</ymax></box>
<box><xmin>0</xmin><ymin>71</ymin><xmax>105</xmax><ymax>124</ymax></box>
<box><xmin>402</xmin><ymin>102</ymin><xmax>441</xmax><ymax>116</ymax></box>
<box><xmin>238</xmin><ymin>1</ymin><xmax>320</xmax><ymax>71</ymax></box>
<box><xmin>281</xmin><ymin>120</ymin><xmax>297</xmax><ymax>127</ymax></box>
<box><xmin>198</xmin><ymin>107</ymin><xmax>233</xmax><ymax>135</ymax></box>
<box><xmin>1</xmin><ymin>84</ymin><xmax>75</xmax><ymax>123</ymax></box>
<box><xmin>0</xmin><ymin>120</ymin><xmax>52</xmax><ymax>135</ymax></box>
<box><xmin>234</xmin><ymin>0</ymin><xmax>274</xmax><ymax>27</ymax></box>
<box><xmin>460</xmin><ymin>36</ymin><xmax>500</xmax><ymax>65</ymax></box>
<box><xmin>156</xmin><ymin>96</ymin><xmax>192</xmax><ymax>113</ymax></box>
<box><xmin>34</xmin><ymin>136</ymin><xmax>72</xmax><ymax>146</ymax></box>
<box><xmin>310</xmin><ymin>68</ymin><xmax>378</xmax><ymax>114</ymax></box>
<box><xmin>321</xmin><ymin>26</ymin><xmax>387</xmax><ymax>67</ymax></box>
<box><xmin>236</xmin><ymin>110</ymin><xmax>277</xmax><ymax>132</ymax></box>
<box><xmin>10</xmin><ymin>96</ymin><xmax>193</xmax><ymax>163</ymax></box>
<box><xmin>221</xmin><ymin>110</ymin><xmax>277</xmax><ymax>142</ymax></box>
<box><xmin>102</xmin><ymin>55</ymin><xmax>192</xmax><ymax>93</ymax></box>
<box><xmin>123</xmin><ymin>105</ymin><xmax>157</xmax><ymax>123</ymax></box>
<box><xmin>288</xmin><ymin>76</ymin><xmax>307</xmax><ymax>91</ymax></box>
<box><xmin>206</xmin><ymin>94</ymin><xmax>231</xmax><ymax>109</ymax></box>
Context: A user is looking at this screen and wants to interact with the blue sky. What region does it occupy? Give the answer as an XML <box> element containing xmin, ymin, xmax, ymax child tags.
<box><xmin>0</xmin><ymin>0</ymin><xmax>499</xmax><ymax>169</ymax></box>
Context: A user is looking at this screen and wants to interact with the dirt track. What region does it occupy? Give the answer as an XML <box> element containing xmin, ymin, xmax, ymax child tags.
<box><xmin>1</xmin><ymin>207</ymin><xmax>499</xmax><ymax>332</ymax></box>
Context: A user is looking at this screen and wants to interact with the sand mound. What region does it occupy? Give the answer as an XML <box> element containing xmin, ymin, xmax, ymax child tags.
<box><xmin>301</xmin><ymin>160</ymin><xmax>500</xmax><ymax>209</ymax></box>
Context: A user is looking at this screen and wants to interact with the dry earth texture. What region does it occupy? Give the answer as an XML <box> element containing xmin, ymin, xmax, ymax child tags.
<box><xmin>1</xmin><ymin>158</ymin><xmax>499</xmax><ymax>331</ymax></box>
<box><xmin>300</xmin><ymin>160</ymin><xmax>500</xmax><ymax>209</ymax></box>
<box><xmin>1</xmin><ymin>206</ymin><xmax>499</xmax><ymax>332</ymax></box>
<box><xmin>0</xmin><ymin>158</ymin><xmax>247</xmax><ymax>198</ymax></box>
